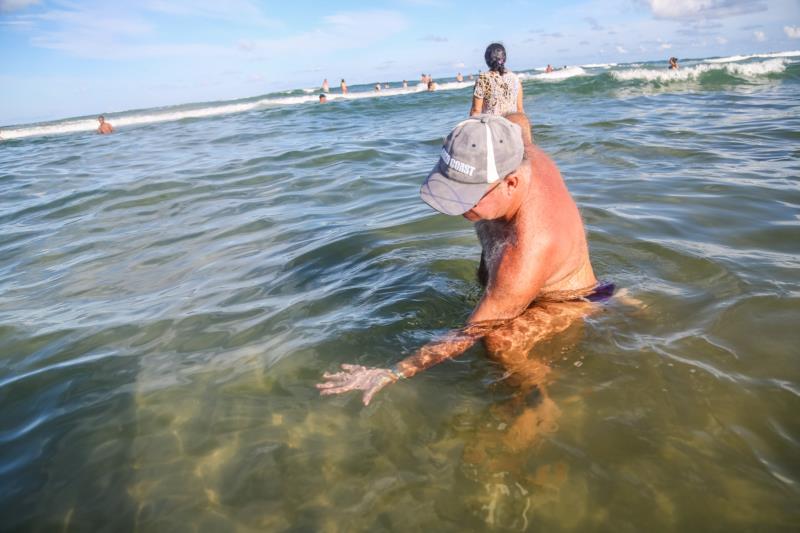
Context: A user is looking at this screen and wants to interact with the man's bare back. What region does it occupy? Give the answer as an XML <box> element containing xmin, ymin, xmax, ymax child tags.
<box><xmin>475</xmin><ymin>144</ymin><xmax>595</xmax><ymax>300</ymax></box>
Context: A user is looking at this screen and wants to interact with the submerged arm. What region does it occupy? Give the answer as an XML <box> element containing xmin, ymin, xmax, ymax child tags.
<box><xmin>316</xmin><ymin>237</ymin><xmax>553</xmax><ymax>405</ymax></box>
<box><xmin>316</xmin><ymin>322</ymin><xmax>498</xmax><ymax>405</ymax></box>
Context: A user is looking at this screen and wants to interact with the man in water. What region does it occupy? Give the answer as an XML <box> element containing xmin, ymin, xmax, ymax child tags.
<box><xmin>456</xmin><ymin>72</ymin><xmax>464</xmax><ymax>82</ymax></box>
<box><xmin>318</xmin><ymin>94</ymin><xmax>327</xmax><ymax>104</ymax></box>
<box><xmin>322</xmin><ymin>78</ymin><xmax>330</xmax><ymax>92</ymax></box>
<box><xmin>317</xmin><ymin>114</ymin><xmax>606</xmax><ymax>405</ymax></box>
<box><xmin>97</xmin><ymin>115</ymin><xmax>113</xmax><ymax>134</ymax></box>
<box><xmin>340</xmin><ymin>79</ymin><xmax>348</xmax><ymax>95</ymax></box>
<box><xmin>669</xmin><ymin>57</ymin><xmax>679</xmax><ymax>70</ymax></box>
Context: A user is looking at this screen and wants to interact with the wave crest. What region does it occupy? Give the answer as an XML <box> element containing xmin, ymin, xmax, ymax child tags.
<box><xmin>610</xmin><ymin>58</ymin><xmax>788</xmax><ymax>83</ymax></box>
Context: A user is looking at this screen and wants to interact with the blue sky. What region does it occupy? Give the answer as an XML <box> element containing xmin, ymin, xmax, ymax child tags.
<box><xmin>1</xmin><ymin>0</ymin><xmax>798</xmax><ymax>124</ymax></box>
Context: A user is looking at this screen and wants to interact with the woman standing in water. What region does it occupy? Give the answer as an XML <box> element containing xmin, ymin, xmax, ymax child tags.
<box><xmin>470</xmin><ymin>43</ymin><xmax>524</xmax><ymax>116</ymax></box>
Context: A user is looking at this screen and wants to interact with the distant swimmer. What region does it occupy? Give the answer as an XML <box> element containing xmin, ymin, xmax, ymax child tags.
<box><xmin>468</xmin><ymin>74</ymin><xmax>474</xmax><ymax>81</ymax></box>
<box><xmin>319</xmin><ymin>94</ymin><xmax>327</xmax><ymax>103</ymax></box>
<box><xmin>322</xmin><ymin>78</ymin><xmax>330</xmax><ymax>92</ymax></box>
<box><xmin>340</xmin><ymin>79</ymin><xmax>348</xmax><ymax>95</ymax></box>
<box><xmin>470</xmin><ymin>42</ymin><xmax>524</xmax><ymax>117</ymax></box>
<box><xmin>402</xmin><ymin>80</ymin><xmax>408</xmax><ymax>89</ymax></box>
<box><xmin>97</xmin><ymin>115</ymin><xmax>113</xmax><ymax>134</ymax></box>
<box><xmin>456</xmin><ymin>72</ymin><xmax>463</xmax><ymax>82</ymax></box>
<box><xmin>375</xmin><ymin>83</ymin><xmax>381</xmax><ymax>92</ymax></box>
<box><xmin>669</xmin><ymin>57</ymin><xmax>679</xmax><ymax>70</ymax></box>
<box><xmin>427</xmin><ymin>79</ymin><xmax>437</xmax><ymax>91</ymax></box>
<box><xmin>384</xmin><ymin>83</ymin><xmax>390</xmax><ymax>89</ymax></box>
<box><xmin>545</xmin><ymin>64</ymin><xmax>553</xmax><ymax>73</ymax></box>
<box><xmin>317</xmin><ymin>114</ymin><xmax>606</xmax><ymax>408</ymax></box>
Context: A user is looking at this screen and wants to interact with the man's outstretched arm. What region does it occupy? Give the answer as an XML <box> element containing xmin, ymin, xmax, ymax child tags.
<box><xmin>316</xmin><ymin>241</ymin><xmax>553</xmax><ymax>405</ymax></box>
<box><xmin>316</xmin><ymin>322</ymin><xmax>497</xmax><ymax>405</ymax></box>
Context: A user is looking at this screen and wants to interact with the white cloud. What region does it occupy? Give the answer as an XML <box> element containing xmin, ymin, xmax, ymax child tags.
<box><xmin>246</xmin><ymin>11</ymin><xmax>409</xmax><ymax>56</ymax></box>
<box><xmin>144</xmin><ymin>0</ymin><xmax>280</xmax><ymax>28</ymax></box>
<box><xmin>659</xmin><ymin>42</ymin><xmax>672</xmax><ymax>50</ymax></box>
<box><xmin>616</xmin><ymin>45</ymin><xmax>628</xmax><ymax>53</ymax></box>
<box><xmin>785</xmin><ymin>26</ymin><xmax>800</xmax><ymax>39</ymax></box>
<box><xmin>0</xmin><ymin>0</ymin><xmax>39</xmax><ymax>12</ymax></box>
<box><xmin>648</xmin><ymin>0</ymin><xmax>767</xmax><ymax>20</ymax></box>
<box><xmin>754</xmin><ymin>30</ymin><xmax>766</xmax><ymax>42</ymax></box>
<box><xmin>716</xmin><ymin>36</ymin><xmax>728</xmax><ymax>44</ymax></box>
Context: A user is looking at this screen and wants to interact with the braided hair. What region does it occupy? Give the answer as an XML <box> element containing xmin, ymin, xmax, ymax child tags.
<box><xmin>484</xmin><ymin>43</ymin><xmax>507</xmax><ymax>75</ymax></box>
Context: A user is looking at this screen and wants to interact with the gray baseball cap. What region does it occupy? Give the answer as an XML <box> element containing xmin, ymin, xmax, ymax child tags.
<box><xmin>420</xmin><ymin>115</ymin><xmax>524</xmax><ymax>215</ymax></box>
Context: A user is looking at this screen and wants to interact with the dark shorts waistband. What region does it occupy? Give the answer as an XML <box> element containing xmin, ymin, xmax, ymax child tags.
<box><xmin>582</xmin><ymin>281</ymin><xmax>616</xmax><ymax>302</ymax></box>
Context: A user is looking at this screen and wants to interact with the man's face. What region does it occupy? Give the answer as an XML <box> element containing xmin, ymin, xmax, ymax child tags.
<box><xmin>462</xmin><ymin>179</ymin><xmax>508</xmax><ymax>222</ymax></box>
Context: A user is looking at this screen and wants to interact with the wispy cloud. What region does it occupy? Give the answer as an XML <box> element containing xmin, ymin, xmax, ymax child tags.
<box><xmin>242</xmin><ymin>11</ymin><xmax>409</xmax><ymax>57</ymax></box>
<box><xmin>753</xmin><ymin>30</ymin><xmax>766</xmax><ymax>42</ymax></box>
<box><xmin>584</xmin><ymin>16</ymin><xmax>603</xmax><ymax>31</ymax></box>
<box><xmin>785</xmin><ymin>26</ymin><xmax>800</xmax><ymax>39</ymax></box>
<box><xmin>420</xmin><ymin>35</ymin><xmax>448</xmax><ymax>42</ymax></box>
<box><xmin>528</xmin><ymin>29</ymin><xmax>564</xmax><ymax>39</ymax></box>
<box><xmin>8</xmin><ymin>5</ymin><xmax>407</xmax><ymax>64</ymax></box>
<box><xmin>143</xmin><ymin>0</ymin><xmax>280</xmax><ymax>28</ymax></box>
<box><xmin>647</xmin><ymin>0</ymin><xmax>767</xmax><ymax>20</ymax></box>
<box><xmin>0</xmin><ymin>0</ymin><xmax>39</xmax><ymax>12</ymax></box>
<box><xmin>676</xmin><ymin>20</ymin><xmax>723</xmax><ymax>36</ymax></box>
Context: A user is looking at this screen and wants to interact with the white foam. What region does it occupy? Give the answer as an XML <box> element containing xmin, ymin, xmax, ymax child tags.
<box><xmin>610</xmin><ymin>58</ymin><xmax>787</xmax><ymax>82</ymax></box>
<box><xmin>706</xmin><ymin>50</ymin><xmax>800</xmax><ymax>63</ymax></box>
<box><xmin>1</xmin><ymin>81</ymin><xmax>474</xmax><ymax>140</ymax></box>
<box><xmin>580</xmin><ymin>62</ymin><xmax>618</xmax><ymax>69</ymax></box>
<box><xmin>1</xmin><ymin>99</ymin><xmax>275</xmax><ymax>140</ymax></box>
<box><xmin>520</xmin><ymin>66</ymin><xmax>587</xmax><ymax>82</ymax></box>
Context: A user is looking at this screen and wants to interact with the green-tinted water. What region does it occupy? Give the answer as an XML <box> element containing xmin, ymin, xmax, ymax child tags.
<box><xmin>1</xmin><ymin>57</ymin><xmax>799</xmax><ymax>531</ymax></box>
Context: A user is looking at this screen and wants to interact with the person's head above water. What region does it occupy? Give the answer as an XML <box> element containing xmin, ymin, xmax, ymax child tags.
<box><xmin>420</xmin><ymin>115</ymin><xmax>524</xmax><ymax>216</ymax></box>
<box><xmin>319</xmin><ymin>94</ymin><xmax>327</xmax><ymax>103</ymax></box>
<box><xmin>98</xmin><ymin>115</ymin><xmax>105</xmax><ymax>123</ymax></box>
<box><xmin>484</xmin><ymin>42</ymin><xmax>507</xmax><ymax>75</ymax></box>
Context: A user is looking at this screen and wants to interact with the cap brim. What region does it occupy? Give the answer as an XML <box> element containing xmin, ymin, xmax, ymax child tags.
<box><xmin>420</xmin><ymin>168</ymin><xmax>490</xmax><ymax>216</ymax></box>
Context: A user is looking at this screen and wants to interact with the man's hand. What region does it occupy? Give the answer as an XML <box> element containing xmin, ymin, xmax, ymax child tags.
<box><xmin>316</xmin><ymin>364</ymin><xmax>398</xmax><ymax>406</ymax></box>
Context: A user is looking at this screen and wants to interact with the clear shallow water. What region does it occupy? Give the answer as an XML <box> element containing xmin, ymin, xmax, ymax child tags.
<box><xmin>1</xmin><ymin>56</ymin><xmax>799</xmax><ymax>531</ymax></box>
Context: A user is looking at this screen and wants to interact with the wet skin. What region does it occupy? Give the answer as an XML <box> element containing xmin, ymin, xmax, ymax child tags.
<box><xmin>317</xmin><ymin>114</ymin><xmax>599</xmax><ymax>407</ymax></box>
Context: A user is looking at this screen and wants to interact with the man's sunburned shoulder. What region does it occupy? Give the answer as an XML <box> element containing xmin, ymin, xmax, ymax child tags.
<box><xmin>525</xmin><ymin>145</ymin><xmax>558</xmax><ymax>172</ymax></box>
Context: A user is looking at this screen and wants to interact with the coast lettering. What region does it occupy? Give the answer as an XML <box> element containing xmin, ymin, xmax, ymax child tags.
<box><xmin>440</xmin><ymin>148</ymin><xmax>475</xmax><ymax>177</ymax></box>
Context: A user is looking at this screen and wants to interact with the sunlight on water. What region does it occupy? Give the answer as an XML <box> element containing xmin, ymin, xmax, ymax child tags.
<box><xmin>1</xmin><ymin>56</ymin><xmax>799</xmax><ymax>531</ymax></box>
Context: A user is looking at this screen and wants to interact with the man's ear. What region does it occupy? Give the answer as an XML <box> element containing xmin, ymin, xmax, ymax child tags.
<box><xmin>504</xmin><ymin>172</ymin><xmax>519</xmax><ymax>193</ymax></box>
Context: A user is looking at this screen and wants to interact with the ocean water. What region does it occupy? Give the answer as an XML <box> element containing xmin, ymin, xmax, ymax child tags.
<box><xmin>1</xmin><ymin>52</ymin><xmax>799</xmax><ymax>531</ymax></box>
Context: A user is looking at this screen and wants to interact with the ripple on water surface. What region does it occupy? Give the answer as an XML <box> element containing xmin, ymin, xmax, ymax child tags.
<box><xmin>1</xmin><ymin>62</ymin><xmax>799</xmax><ymax>530</ymax></box>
